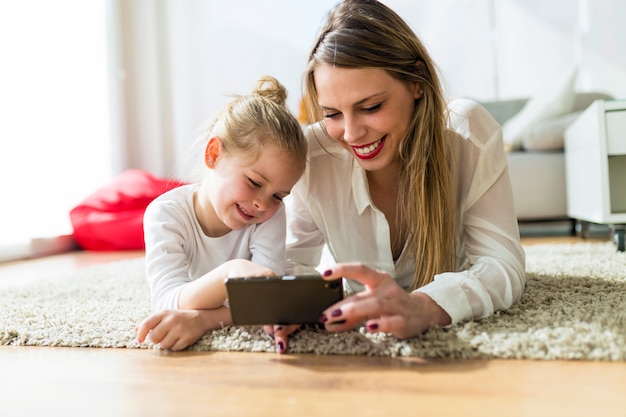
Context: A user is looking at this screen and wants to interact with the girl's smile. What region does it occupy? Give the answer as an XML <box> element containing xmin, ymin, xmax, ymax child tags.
<box><xmin>235</xmin><ymin>203</ymin><xmax>256</xmax><ymax>221</ymax></box>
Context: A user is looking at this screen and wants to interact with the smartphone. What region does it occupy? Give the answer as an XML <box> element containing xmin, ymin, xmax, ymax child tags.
<box><xmin>225</xmin><ymin>275</ymin><xmax>343</xmax><ymax>325</ymax></box>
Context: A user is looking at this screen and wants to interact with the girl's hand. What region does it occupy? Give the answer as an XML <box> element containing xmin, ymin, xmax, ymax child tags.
<box><xmin>221</xmin><ymin>259</ymin><xmax>276</xmax><ymax>279</ymax></box>
<box><xmin>319</xmin><ymin>263</ymin><xmax>451</xmax><ymax>338</ymax></box>
<box><xmin>135</xmin><ymin>306</ymin><xmax>231</xmax><ymax>351</ymax></box>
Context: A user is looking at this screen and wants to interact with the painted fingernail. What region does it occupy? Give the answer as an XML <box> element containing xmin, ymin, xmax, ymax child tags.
<box><xmin>331</xmin><ymin>309</ymin><xmax>342</xmax><ymax>317</ymax></box>
<box><xmin>277</xmin><ymin>341</ymin><xmax>285</xmax><ymax>353</ymax></box>
<box><xmin>367</xmin><ymin>323</ymin><xmax>379</xmax><ymax>331</ymax></box>
<box><xmin>323</xmin><ymin>269</ymin><xmax>332</xmax><ymax>277</ymax></box>
<box><xmin>319</xmin><ymin>314</ymin><xmax>328</xmax><ymax>323</ymax></box>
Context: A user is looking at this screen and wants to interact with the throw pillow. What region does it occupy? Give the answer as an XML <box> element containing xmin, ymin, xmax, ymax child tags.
<box><xmin>502</xmin><ymin>66</ymin><xmax>578</xmax><ymax>152</ymax></box>
<box><xmin>521</xmin><ymin>111</ymin><xmax>582</xmax><ymax>151</ymax></box>
<box><xmin>70</xmin><ymin>170</ymin><xmax>187</xmax><ymax>250</ymax></box>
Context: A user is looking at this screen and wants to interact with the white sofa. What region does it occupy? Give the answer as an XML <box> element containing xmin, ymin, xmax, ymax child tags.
<box><xmin>479</xmin><ymin>92</ymin><xmax>613</xmax><ymax>222</ymax></box>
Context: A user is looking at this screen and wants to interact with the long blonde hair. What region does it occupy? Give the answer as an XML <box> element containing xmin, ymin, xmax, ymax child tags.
<box><xmin>304</xmin><ymin>0</ymin><xmax>456</xmax><ymax>290</ymax></box>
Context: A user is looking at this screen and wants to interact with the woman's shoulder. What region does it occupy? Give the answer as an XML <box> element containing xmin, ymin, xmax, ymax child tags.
<box><xmin>446</xmin><ymin>98</ymin><xmax>501</xmax><ymax>145</ymax></box>
<box><xmin>303</xmin><ymin>123</ymin><xmax>354</xmax><ymax>172</ymax></box>
<box><xmin>447</xmin><ymin>98</ymin><xmax>494</xmax><ymax>119</ymax></box>
<box><xmin>298</xmin><ymin>123</ymin><xmax>355</xmax><ymax>191</ymax></box>
<box><xmin>304</xmin><ymin>122</ymin><xmax>350</xmax><ymax>158</ymax></box>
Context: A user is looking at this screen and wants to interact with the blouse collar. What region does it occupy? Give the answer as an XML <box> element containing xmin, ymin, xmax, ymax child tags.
<box><xmin>351</xmin><ymin>160</ymin><xmax>373</xmax><ymax>215</ymax></box>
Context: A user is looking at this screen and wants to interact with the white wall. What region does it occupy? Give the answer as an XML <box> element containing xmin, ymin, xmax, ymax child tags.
<box><xmin>178</xmin><ymin>0</ymin><xmax>626</xmax><ymax>105</ymax></box>
<box><xmin>392</xmin><ymin>0</ymin><xmax>626</xmax><ymax>100</ymax></box>
<box><xmin>113</xmin><ymin>0</ymin><xmax>626</xmax><ymax>179</ymax></box>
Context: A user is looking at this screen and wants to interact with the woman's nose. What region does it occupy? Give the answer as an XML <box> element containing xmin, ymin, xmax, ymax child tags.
<box><xmin>342</xmin><ymin>114</ymin><xmax>366</xmax><ymax>143</ymax></box>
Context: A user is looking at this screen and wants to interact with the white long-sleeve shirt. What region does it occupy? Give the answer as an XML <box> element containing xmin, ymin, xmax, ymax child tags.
<box><xmin>144</xmin><ymin>184</ymin><xmax>287</xmax><ymax>311</ymax></box>
<box><xmin>285</xmin><ymin>99</ymin><xmax>526</xmax><ymax>325</ymax></box>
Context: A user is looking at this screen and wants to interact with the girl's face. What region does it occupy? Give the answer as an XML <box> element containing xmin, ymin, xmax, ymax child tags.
<box><xmin>314</xmin><ymin>64</ymin><xmax>421</xmax><ymax>173</ymax></box>
<box><xmin>200</xmin><ymin>141</ymin><xmax>303</xmax><ymax>237</ymax></box>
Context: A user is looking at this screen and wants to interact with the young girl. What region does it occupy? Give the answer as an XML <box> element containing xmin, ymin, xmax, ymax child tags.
<box><xmin>136</xmin><ymin>76</ymin><xmax>307</xmax><ymax>351</ymax></box>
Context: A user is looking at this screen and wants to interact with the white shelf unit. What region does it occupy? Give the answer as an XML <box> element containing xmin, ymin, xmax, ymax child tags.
<box><xmin>565</xmin><ymin>98</ymin><xmax>626</xmax><ymax>250</ymax></box>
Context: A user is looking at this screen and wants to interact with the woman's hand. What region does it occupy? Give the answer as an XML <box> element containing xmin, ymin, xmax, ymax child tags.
<box><xmin>262</xmin><ymin>324</ymin><xmax>301</xmax><ymax>354</ymax></box>
<box><xmin>135</xmin><ymin>306</ymin><xmax>231</xmax><ymax>351</ymax></box>
<box><xmin>261</xmin><ymin>262</ymin><xmax>452</xmax><ymax>354</ymax></box>
<box><xmin>319</xmin><ymin>263</ymin><xmax>452</xmax><ymax>338</ymax></box>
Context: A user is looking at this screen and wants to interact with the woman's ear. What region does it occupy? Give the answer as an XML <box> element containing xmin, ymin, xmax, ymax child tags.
<box><xmin>413</xmin><ymin>83</ymin><xmax>424</xmax><ymax>99</ymax></box>
<box><xmin>204</xmin><ymin>136</ymin><xmax>222</xmax><ymax>168</ymax></box>
<box><xmin>413</xmin><ymin>60</ymin><xmax>426</xmax><ymax>99</ymax></box>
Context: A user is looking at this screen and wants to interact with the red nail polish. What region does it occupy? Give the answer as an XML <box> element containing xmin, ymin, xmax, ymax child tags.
<box><xmin>331</xmin><ymin>309</ymin><xmax>342</xmax><ymax>317</ymax></box>
<box><xmin>277</xmin><ymin>341</ymin><xmax>285</xmax><ymax>353</ymax></box>
<box><xmin>319</xmin><ymin>314</ymin><xmax>328</xmax><ymax>323</ymax></box>
<box><xmin>367</xmin><ymin>323</ymin><xmax>379</xmax><ymax>331</ymax></box>
<box><xmin>323</xmin><ymin>269</ymin><xmax>332</xmax><ymax>277</ymax></box>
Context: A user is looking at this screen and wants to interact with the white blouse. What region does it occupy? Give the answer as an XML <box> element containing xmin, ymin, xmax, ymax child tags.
<box><xmin>285</xmin><ymin>99</ymin><xmax>526</xmax><ymax>325</ymax></box>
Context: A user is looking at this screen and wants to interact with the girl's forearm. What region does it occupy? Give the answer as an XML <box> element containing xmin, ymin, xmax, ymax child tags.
<box><xmin>178</xmin><ymin>271</ymin><xmax>228</xmax><ymax>310</ymax></box>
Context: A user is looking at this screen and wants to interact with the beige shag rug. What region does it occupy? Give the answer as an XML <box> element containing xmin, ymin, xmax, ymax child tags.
<box><xmin>1</xmin><ymin>242</ymin><xmax>625</xmax><ymax>361</ymax></box>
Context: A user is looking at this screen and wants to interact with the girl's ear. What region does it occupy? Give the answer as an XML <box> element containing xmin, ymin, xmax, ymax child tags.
<box><xmin>204</xmin><ymin>136</ymin><xmax>222</xmax><ymax>168</ymax></box>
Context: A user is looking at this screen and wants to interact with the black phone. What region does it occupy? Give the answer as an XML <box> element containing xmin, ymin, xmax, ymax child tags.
<box><xmin>225</xmin><ymin>275</ymin><xmax>343</xmax><ymax>325</ymax></box>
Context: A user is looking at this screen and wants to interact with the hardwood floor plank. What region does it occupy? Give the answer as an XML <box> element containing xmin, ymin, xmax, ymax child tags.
<box><xmin>1</xmin><ymin>346</ymin><xmax>625</xmax><ymax>417</ymax></box>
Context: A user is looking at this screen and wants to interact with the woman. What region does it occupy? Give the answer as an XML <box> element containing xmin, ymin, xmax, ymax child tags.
<box><xmin>266</xmin><ymin>0</ymin><xmax>525</xmax><ymax>353</ymax></box>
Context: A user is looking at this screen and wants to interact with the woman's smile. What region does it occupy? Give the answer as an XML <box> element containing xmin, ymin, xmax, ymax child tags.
<box><xmin>351</xmin><ymin>136</ymin><xmax>386</xmax><ymax>160</ymax></box>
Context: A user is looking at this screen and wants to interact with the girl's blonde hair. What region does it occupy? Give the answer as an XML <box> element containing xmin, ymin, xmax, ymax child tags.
<box><xmin>304</xmin><ymin>0</ymin><xmax>456</xmax><ymax>290</ymax></box>
<box><xmin>186</xmin><ymin>76</ymin><xmax>307</xmax><ymax>181</ymax></box>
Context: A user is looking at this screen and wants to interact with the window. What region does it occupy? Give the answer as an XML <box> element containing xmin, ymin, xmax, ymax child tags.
<box><xmin>0</xmin><ymin>0</ymin><xmax>112</xmax><ymax>261</ymax></box>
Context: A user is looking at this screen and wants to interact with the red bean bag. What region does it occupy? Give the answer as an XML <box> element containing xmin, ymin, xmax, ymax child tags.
<box><xmin>70</xmin><ymin>169</ymin><xmax>186</xmax><ymax>250</ymax></box>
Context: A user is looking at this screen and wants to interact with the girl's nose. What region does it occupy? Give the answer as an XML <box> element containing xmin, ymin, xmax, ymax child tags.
<box><xmin>253</xmin><ymin>196</ymin><xmax>268</xmax><ymax>211</ymax></box>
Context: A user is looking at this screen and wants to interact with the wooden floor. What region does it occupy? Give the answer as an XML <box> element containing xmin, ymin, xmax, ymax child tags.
<box><xmin>1</xmin><ymin>234</ymin><xmax>625</xmax><ymax>417</ymax></box>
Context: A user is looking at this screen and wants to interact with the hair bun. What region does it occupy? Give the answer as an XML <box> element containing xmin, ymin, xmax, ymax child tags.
<box><xmin>253</xmin><ymin>75</ymin><xmax>288</xmax><ymax>107</ymax></box>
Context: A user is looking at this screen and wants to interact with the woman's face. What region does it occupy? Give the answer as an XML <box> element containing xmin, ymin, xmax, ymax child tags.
<box><xmin>314</xmin><ymin>64</ymin><xmax>421</xmax><ymax>172</ymax></box>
